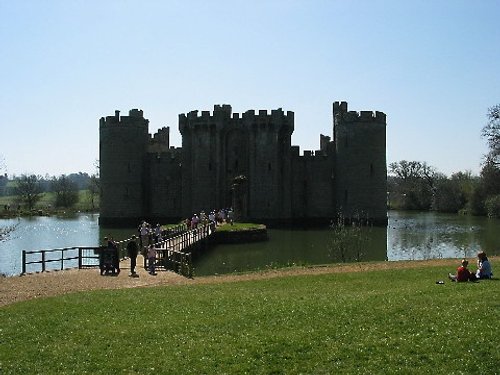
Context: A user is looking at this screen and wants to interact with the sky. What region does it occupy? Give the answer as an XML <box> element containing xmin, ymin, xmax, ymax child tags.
<box><xmin>1</xmin><ymin>0</ymin><xmax>499</xmax><ymax>178</ymax></box>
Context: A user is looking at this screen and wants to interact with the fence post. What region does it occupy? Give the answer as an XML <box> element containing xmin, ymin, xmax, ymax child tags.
<box><xmin>41</xmin><ymin>251</ymin><xmax>46</xmax><ymax>272</ymax></box>
<box><xmin>22</xmin><ymin>251</ymin><xmax>26</xmax><ymax>275</ymax></box>
<box><xmin>61</xmin><ymin>249</ymin><xmax>64</xmax><ymax>270</ymax></box>
<box><xmin>78</xmin><ymin>247</ymin><xmax>83</xmax><ymax>269</ymax></box>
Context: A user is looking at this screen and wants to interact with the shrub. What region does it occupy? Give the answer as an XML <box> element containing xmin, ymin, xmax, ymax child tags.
<box><xmin>485</xmin><ymin>194</ymin><xmax>500</xmax><ymax>218</ymax></box>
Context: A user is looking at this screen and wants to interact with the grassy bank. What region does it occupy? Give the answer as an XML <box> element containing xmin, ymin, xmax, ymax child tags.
<box><xmin>1</xmin><ymin>264</ymin><xmax>498</xmax><ymax>374</ymax></box>
<box><xmin>0</xmin><ymin>191</ymin><xmax>99</xmax><ymax>218</ymax></box>
<box><xmin>215</xmin><ymin>222</ymin><xmax>265</xmax><ymax>231</ymax></box>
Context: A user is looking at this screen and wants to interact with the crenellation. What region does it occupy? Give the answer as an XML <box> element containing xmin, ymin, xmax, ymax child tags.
<box><xmin>337</xmin><ymin>109</ymin><xmax>387</xmax><ymax>124</ymax></box>
<box><xmin>333</xmin><ymin>101</ymin><xmax>348</xmax><ymax>113</ymax></box>
<box><xmin>360</xmin><ymin>111</ymin><xmax>374</xmax><ymax>121</ymax></box>
<box><xmin>243</xmin><ymin>110</ymin><xmax>255</xmax><ymax>119</ymax></box>
<box><xmin>375</xmin><ymin>111</ymin><xmax>386</xmax><ymax>122</ymax></box>
<box><xmin>129</xmin><ymin>109</ymin><xmax>143</xmax><ymax>118</ymax></box>
<box><xmin>151</xmin><ymin>127</ymin><xmax>169</xmax><ymax>144</ymax></box>
<box><xmin>271</xmin><ymin>108</ymin><xmax>283</xmax><ymax>117</ymax></box>
<box><xmin>100</xmin><ymin>100</ymin><xmax>387</xmax><ymax>226</ymax></box>
<box><xmin>100</xmin><ymin>111</ymin><xmax>149</xmax><ymax>128</ymax></box>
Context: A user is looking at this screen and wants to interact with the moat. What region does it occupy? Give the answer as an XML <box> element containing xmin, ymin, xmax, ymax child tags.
<box><xmin>1</xmin><ymin>211</ymin><xmax>499</xmax><ymax>277</ymax></box>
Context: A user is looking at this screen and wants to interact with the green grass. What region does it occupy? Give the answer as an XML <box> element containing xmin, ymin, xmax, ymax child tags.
<box><xmin>215</xmin><ymin>222</ymin><xmax>265</xmax><ymax>232</ymax></box>
<box><xmin>1</xmin><ymin>265</ymin><xmax>499</xmax><ymax>374</ymax></box>
<box><xmin>0</xmin><ymin>190</ymin><xmax>99</xmax><ymax>215</ymax></box>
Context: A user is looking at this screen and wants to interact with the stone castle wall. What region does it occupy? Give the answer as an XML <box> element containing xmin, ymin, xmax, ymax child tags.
<box><xmin>99</xmin><ymin>102</ymin><xmax>387</xmax><ymax>226</ymax></box>
<box><xmin>333</xmin><ymin>102</ymin><xmax>387</xmax><ymax>221</ymax></box>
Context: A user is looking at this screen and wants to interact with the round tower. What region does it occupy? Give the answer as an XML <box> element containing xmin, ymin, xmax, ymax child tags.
<box><xmin>99</xmin><ymin>109</ymin><xmax>149</xmax><ymax>225</ymax></box>
<box><xmin>333</xmin><ymin>101</ymin><xmax>387</xmax><ymax>224</ymax></box>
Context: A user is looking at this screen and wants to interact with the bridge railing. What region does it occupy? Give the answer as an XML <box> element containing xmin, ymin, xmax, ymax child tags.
<box><xmin>145</xmin><ymin>223</ymin><xmax>215</xmax><ymax>277</ymax></box>
<box><xmin>21</xmin><ymin>246</ymin><xmax>101</xmax><ymax>275</ymax></box>
<box><xmin>20</xmin><ymin>222</ymin><xmax>214</xmax><ymax>277</ymax></box>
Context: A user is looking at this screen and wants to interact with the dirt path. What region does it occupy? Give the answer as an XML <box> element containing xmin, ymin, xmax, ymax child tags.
<box><xmin>1</xmin><ymin>257</ymin><xmax>496</xmax><ymax>308</ymax></box>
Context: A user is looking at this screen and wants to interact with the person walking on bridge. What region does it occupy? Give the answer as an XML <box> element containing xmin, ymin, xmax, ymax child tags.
<box><xmin>127</xmin><ymin>235</ymin><xmax>139</xmax><ymax>277</ymax></box>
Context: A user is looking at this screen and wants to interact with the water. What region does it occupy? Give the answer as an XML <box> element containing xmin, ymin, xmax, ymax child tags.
<box><xmin>1</xmin><ymin>211</ymin><xmax>499</xmax><ymax>277</ymax></box>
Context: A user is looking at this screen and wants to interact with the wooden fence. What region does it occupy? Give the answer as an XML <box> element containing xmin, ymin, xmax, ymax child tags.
<box><xmin>21</xmin><ymin>246</ymin><xmax>101</xmax><ymax>275</ymax></box>
<box><xmin>21</xmin><ymin>223</ymin><xmax>214</xmax><ymax>277</ymax></box>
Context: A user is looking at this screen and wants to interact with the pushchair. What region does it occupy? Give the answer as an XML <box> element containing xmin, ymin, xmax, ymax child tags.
<box><xmin>99</xmin><ymin>246</ymin><xmax>120</xmax><ymax>276</ymax></box>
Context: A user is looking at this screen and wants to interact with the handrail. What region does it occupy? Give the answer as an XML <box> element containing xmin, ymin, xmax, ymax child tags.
<box><xmin>20</xmin><ymin>222</ymin><xmax>213</xmax><ymax>277</ymax></box>
<box><xmin>21</xmin><ymin>246</ymin><xmax>100</xmax><ymax>275</ymax></box>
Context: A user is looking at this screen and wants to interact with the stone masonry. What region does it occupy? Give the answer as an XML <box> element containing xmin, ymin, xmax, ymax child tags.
<box><xmin>99</xmin><ymin>102</ymin><xmax>387</xmax><ymax>226</ymax></box>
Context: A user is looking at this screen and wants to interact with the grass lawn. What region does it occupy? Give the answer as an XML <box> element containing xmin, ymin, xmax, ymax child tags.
<box><xmin>0</xmin><ymin>265</ymin><xmax>499</xmax><ymax>374</ymax></box>
<box><xmin>215</xmin><ymin>222</ymin><xmax>266</xmax><ymax>231</ymax></box>
<box><xmin>0</xmin><ymin>190</ymin><xmax>98</xmax><ymax>215</ymax></box>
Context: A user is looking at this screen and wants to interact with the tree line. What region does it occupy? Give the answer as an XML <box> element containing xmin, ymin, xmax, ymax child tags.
<box><xmin>0</xmin><ymin>172</ymin><xmax>99</xmax><ymax>211</ymax></box>
<box><xmin>389</xmin><ymin>104</ymin><xmax>500</xmax><ymax>217</ymax></box>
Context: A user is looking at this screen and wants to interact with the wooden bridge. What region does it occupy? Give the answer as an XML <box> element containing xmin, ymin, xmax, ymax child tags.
<box><xmin>21</xmin><ymin>223</ymin><xmax>215</xmax><ymax>278</ymax></box>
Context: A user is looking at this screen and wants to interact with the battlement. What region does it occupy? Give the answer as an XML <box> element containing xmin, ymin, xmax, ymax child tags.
<box><xmin>339</xmin><ymin>110</ymin><xmax>386</xmax><ymax>123</ymax></box>
<box><xmin>99</xmin><ymin>109</ymin><xmax>148</xmax><ymax>127</ymax></box>
<box><xmin>291</xmin><ymin>145</ymin><xmax>331</xmax><ymax>159</ymax></box>
<box><xmin>333</xmin><ymin>101</ymin><xmax>348</xmax><ymax>113</ymax></box>
<box><xmin>150</xmin><ymin>127</ymin><xmax>170</xmax><ymax>144</ymax></box>
<box><xmin>179</xmin><ymin>105</ymin><xmax>294</xmax><ymax>131</ymax></box>
<box><xmin>333</xmin><ymin>101</ymin><xmax>386</xmax><ymax>124</ymax></box>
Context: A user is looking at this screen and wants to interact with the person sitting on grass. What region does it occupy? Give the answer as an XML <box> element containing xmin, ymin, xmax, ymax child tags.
<box><xmin>475</xmin><ymin>251</ymin><xmax>493</xmax><ymax>279</ymax></box>
<box><xmin>448</xmin><ymin>259</ymin><xmax>476</xmax><ymax>282</ymax></box>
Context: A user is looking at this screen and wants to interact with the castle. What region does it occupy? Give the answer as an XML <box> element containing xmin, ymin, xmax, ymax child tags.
<box><xmin>99</xmin><ymin>101</ymin><xmax>387</xmax><ymax>226</ymax></box>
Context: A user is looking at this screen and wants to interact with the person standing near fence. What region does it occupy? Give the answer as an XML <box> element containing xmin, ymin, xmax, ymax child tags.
<box><xmin>127</xmin><ymin>235</ymin><xmax>139</xmax><ymax>277</ymax></box>
<box><xmin>140</xmin><ymin>221</ymin><xmax>150</xmax><ymax>247</ymax></box>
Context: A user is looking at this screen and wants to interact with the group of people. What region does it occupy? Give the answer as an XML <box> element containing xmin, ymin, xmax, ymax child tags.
<box><xmin>126</xmin><ymin>234</ymin><xmax>158</xmax><ymax>277</ymax></box>
<box><xmin>186</xmin><ymin>208</ymin><xmax>234</xmax><ymax>230</ymax></box>
<box><xmin>448</xmin><ymin>251</ymin><xmax>493</xmax><ymax>282</ymax></box>
<box><xmin>138</xmin><ymin>221</ymin><xmax>163</xmax><ymax>247</ymax></box>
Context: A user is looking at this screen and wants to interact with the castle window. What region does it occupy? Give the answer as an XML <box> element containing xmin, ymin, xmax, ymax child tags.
<box><xmin>344</xmin><ymin>137</ymin><xmax>348</xmax><ymax>147</ymax></box>
<box><xmin>268</xmin><ymin>163</ymin><xmax>272</xmax><ymax>171</ymax></box>
<box><xmin>370</xmin><ymin>163</ymin><xmax>374</xmax><ymax>177</ymax></box>
<box><xmin>125</xmin><ymin>187</ymin><xmax>130</xmax><ymax>199</ymax></box>
<box><xmin>234</xmin><ymin>159</ymin><xmax>239</xmax><ymax>171</ymax></box>
<box><xmin>208</xmin><ymin>162</ymin><xmax>212</xmax><ymax>171</ymax></box>
<box><xmin>344</xmin><ymin>189</ymin><xmax>348</xmax><ymax>203</ymax></box>
<box><xmin>128</xmin><ymin>162</ymin><xmax>131</xmax><ymax>172</ymax></box>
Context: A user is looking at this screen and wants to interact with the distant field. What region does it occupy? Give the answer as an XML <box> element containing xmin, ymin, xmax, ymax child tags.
<box><xmin>0</xmin><ymin>190</ymin><xmax>99</xmax><ymax>212</ymax></box>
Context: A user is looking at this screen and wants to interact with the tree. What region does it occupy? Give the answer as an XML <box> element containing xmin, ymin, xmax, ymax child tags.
<box><xmin>86</xmin><ymin>159</ymin><xmax>100</xmax><ymax>211</ymax></box>
<box><xmin>14</xmin><ymin>174</ymin><xmax>44</xmax><ymax>210</ymax></box>
<box><xmin>388</xmin><ymin>160</ymin><xmax>438</xmax><ymax>210</ymax></box>
<box><xmin>51</xmin><ymin>175</ymin><xmax>79</xmax><ymax>208</ymax></box>
<box><xmin>434</xmin><ymin>178</ymin><xmax>464</xmax><ymax>213</ymax></box>
<box><xmin>482</xmin><ymin>104</ymin><xmax>500</xmax><ymax>166</ymax></box>
<box><xmin>87</xmin><ymin>174</ymin><xmax>100</xmax><ymax>210</ymax></box>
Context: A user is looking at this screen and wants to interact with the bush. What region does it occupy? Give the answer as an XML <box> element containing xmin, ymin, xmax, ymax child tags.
<box><xmin>485</xmin><ymin>194</ymin><xmax>500</xmax><ymax>218</ymax></box>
